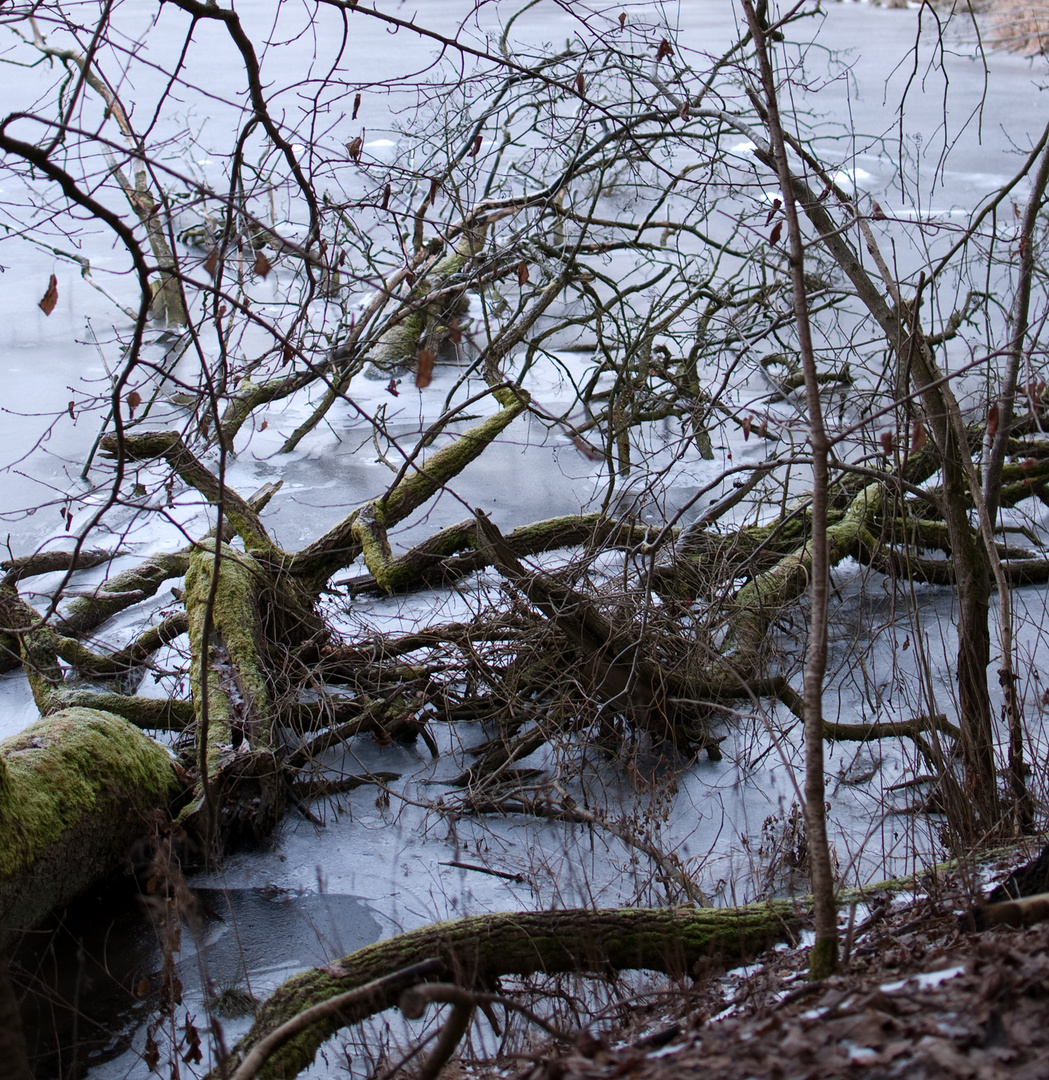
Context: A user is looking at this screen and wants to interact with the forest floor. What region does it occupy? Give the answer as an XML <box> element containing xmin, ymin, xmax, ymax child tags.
<box><xmin>460</xmin><ymin>846</ymin><xmax>1049</xmax><ymax>1080</ymax></box>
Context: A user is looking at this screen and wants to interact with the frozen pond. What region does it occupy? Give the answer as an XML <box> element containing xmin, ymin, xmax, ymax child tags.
<box><xmin>2</xmin><ymin>0</ymin><xmax>1049</xmax><ymax>1075</ymax></box>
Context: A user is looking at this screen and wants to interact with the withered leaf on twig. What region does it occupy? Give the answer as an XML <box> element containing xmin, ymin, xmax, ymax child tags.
<box><xmin>38</xmin><ymin>274</ymin><xmax>58</xmax><ymax>315</ymax></box>
<box><xmin>346</xmin><ymin>136</ymin><xmax>363</xmax><ymax>162</ymax></box>
<box><xmin>415</xmin><ymin>347</ymin><xmax>435</xmax><ymax>389</ymax></box>
<box><xmin>517</xmin><ymin>260</ymin><xmax>530</xmax><ymax>286</ymax></box>
<box><xmin>910</xmin><ymin>419</ymin><xmax>928</xmax><ymax>454</ymax></box>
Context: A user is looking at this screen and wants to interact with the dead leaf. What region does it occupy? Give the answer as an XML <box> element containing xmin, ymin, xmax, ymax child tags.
<box><xmin>352</xmin><ymin>92</ymin><xmax>361</xmax><ymax>120</ymax></box>
<box><xmin>880</xmin><ymin>430</ymin><xmax>894</xmax><ymax>456</ymax></box>
<box><xmin>765</xmin><ymin>198</ymin><xmax>781</xmax><ymax>225</ymax></box>
<box><xmin>386</xmin><ymin>378</ymin><xmax>399</xmax><ymax>396</ymax></box>
<box><xmin>911</xmin><ymin>419</ymin><xmax>928</xmax><ymax>454</ymax></box>
<box><xmin>618</xmin><ymin>12</ymin><xmax>626</xmax><ymax>28</ymax></box>
<box><xmin>987</xmin><ymin>401</ymin><xmax>1000</xmax><ymax>440</ymax></box>
<box><xmin>382</xmin><ymin>183</ymin><xmax>391</xmax><ymax>210</ymax></box>
<box><xmin>143</xmin><ymin>1032</ymin><xmax>160</xmax><ymax>1072</ymax></box>
<box><xmin>38</xmin><ymin>274</ymin><xmax>58</xmax><ymax>316</ymax></box>
<box><xmin>656</xmin><ymin>39</ymin><xmax>674</xmax><ymax>63</ymax></box>
<box><xmin>575</xmin><ymin>71</ymin><xmax>585</xmax><ymax>96</ymax></box>
<box><xmin>134</xmin><ymin>977</ymin><xmax>151</xmax><ymax>997</ymax></box>
<box><xmin>203</xmin><ymin>250</ymin><xmax>219</xmax><ymax>279</ymax></box>
<box><xmin>127</xmin><ymin>389</ymin><xmax>142</xmax><ymax>417</ymax></box>
<box><xmin>415</xmin><ymin>347</ymin><xmax>435</xmax><ymax>389</ymax></box>
<box><xmin>282</xmin><ymin>343</ymin><xmax>294</xmax><ymax>364</ymax></box>
<box><xmin>770</xmin><ymin>221</ymin><xmax>783</xmax><ymax>246</ymax></box>
<box><xmin>67</xmin><ymin>401</ymin><xmax>76</xmax><ymax>420</ymax></box>
<box><xmin>517</xmin><ymin>260</ymin><xmax>530</xmax><ymax>286</ymax></box>
<box><xmin>470</xmin><ymin>134</ymin><xmax>482</xmax><ymax>157</ymax></box>
<box><xmin>259</xmin><ymin>419</ymin><xmax>267</xmax><ymax>431</ymax></box>
<box><xmin>742</xmin><ymin>415</ymin><xmax>752</xmax><ymax>441</ymax></box>
<box><xmin>253</xmin><ymin>250</ymin><xmax>272</xmax><ymax>278</ymax></box>
<box><xmin>346</xmin><ymin>136</ymin><xmax>363</xmax><ymax>162</ymax></box>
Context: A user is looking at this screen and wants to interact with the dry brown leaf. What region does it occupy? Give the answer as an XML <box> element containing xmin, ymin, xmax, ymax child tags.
<box><xmin>742</xmin><ymin>415</ymin><xmax>752</xmax><ymax>441</ymax></box>
<box><xmin>911</xmin><ymin>419</ymin><xmax>928</xmax><ymax>454</ymax></box>
<box><xmin>987</xmin><ymin>401</ymin><xmax>1000</xmax><ymax>440</ymax></box>
<box><xmin>253</xmin><ymin>250</ymin><xmax>272</xmax><ymax>278</ymax></box>
<box><xmin>382</xmin><ymin>183</ymin><xmax>391</xmax><ymax>210</ymax></box>
<box><xmin>386</xmin><ymin>378</ymin><xmax>399</xmax><ymax>397</ymax></box>
<box><xmin>618</xmin><ymin>12</ymin><xmax>626</xmax><ymax>28</ymax></box>
<box><xmin>415</xmin><ymin>347</ymin><xmax>435</xmax><ymax>389</ymax></box>
<box><xmin>656</xmin><ymin>39</ymin><xmax>674</xmax><ymax>62</ymax></box>
<box><xmin>352</xmin><ymin>92</ymin><xmax>362</xmax><ymax>120</ymax></box>
<box><xmin>470</xmin><ymin>134</ymin><xmax>482</xmax><ymax>157</ymax></box>
<box><xmin>127</xmin><ymin>389</ymin><xmax>142</xmax><ymax>417</ymax></box>
<box><xmin>575</xmin><ymin>71</ymin><xmax>585</xmax><ymax>96</ymax></box>
<box><xmin>346</xmin><ymin>136</ymin><xmax>363</xmax><ymax>162</ymax></box>
<box><xmin>517</xmin><ymin>260</ymin><xmax>530</xmax><ymax>286</ymax></box>
<box><xmin>770</xmin><ymin>221</ymin><xmax>783</xmax><ymax>246</ymax></box>
<box><xmin>203</xmin><ymin>250</ymin><xmax>219</xmax><ymax>279</ymax></box>
<box><xmin>38</xmin><ymin>274</ymin><xmax>58</xmax><ymax>316</ymax></box>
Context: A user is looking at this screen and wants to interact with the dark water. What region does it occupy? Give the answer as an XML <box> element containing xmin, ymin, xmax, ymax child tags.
<box><xmin>12</xmin><ymin>877</ymin><xmax>382</xmax><ymax>1078</ymax></box>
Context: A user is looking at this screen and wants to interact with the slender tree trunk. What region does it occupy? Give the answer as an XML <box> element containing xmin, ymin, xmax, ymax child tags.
<box><xmin>742</xmin><ymin>0</ymin><xmax>837</xmax><ymax>978</ymax></box>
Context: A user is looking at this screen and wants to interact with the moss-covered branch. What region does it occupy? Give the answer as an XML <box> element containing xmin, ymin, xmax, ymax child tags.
<box><xmin>213</xmin><ymin>902</ymin><xmax>799</xmax><ymax>1080</ymax></box>
<box><xmin>181</xmin><ymin>542</ymin><xmax>285</xmax><ymax>847</ymax></box>
<box><xmin>290</xmin><ymin>387</ymin><xmax>530</xmax><ymax>587</ymax></box>
<box><xmin>99</xmin><ymin>432</ymin><xmax>280</xmax><ymax>558</ymax></box>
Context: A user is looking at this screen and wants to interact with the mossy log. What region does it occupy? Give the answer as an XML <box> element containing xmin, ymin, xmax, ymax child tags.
<box><xmin>214</xmin><ymin>901</ymin><xmax>798</xmax><ymax>1080</ymax></box>
<box><xmin>0</xmin><ymin>708</ymin><xmax>183</xmax><ymax>948</ymax></box>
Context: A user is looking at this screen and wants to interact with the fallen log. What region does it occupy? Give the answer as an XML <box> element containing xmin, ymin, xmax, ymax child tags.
<box><xmin>211</xmin><ymin>901</ymin><xmax>798</xmax><ymax>1080</ymax></box>
<box><xmin>0</xmin><ymin>707</ymin><xmax>184</xmax><ymax>948</ymax></box>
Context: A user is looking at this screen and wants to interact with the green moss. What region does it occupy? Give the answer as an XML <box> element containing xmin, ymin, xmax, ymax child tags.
<box><xmin>0</xmin><ymin>708</ymin><xmax>177</xmax><ymax>880</ymax></box>
<box><xmin>185</xmin><ymin>542</ymin><xmax>271</xmax><ymax>756</ymax></box>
